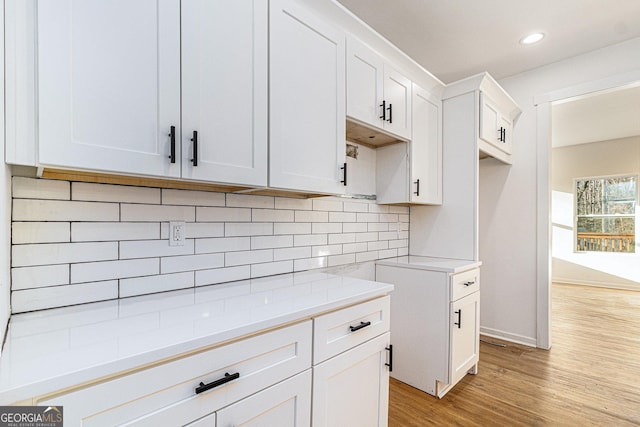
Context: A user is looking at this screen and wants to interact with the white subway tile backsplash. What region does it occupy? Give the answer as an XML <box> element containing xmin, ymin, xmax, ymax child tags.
<box><xmin>274</xmin><ymin>197</ymin><xmax>312</xmax><ymax>210</ymax></box>
<box><xmin>343</xmin><ymin>223</ymin><xmax>368</xmax><ymax>233</ymax></box>
<box><xmin>390</xmin><ymin>206</ymin><xmax>409</xmax><ymax>214</ymax></box>
<box><xmin>197</xmin><ymin>207</ymin><xmax>251</xmax><ymax>222</ymax></box>
<box><xmin>343</xmin><ymin>201</ymin><xmax>369</xmax><ymax>212</ymax></box>
<box><xmin>273</xmin><ymin>223</ymin><xmax>311</xmax><ymax>235</ymax></box>
<box><xmin>120</xmin><ymin>272</ymin><xmax>194</xmax><ymax>298</ymax></box>
<box><xmin>225</xmin><ymin>222</ymin><xmax>273</xmax><ymax>237</ymax></box>
<box><xmin>225</xmin><ymin>249</ymin><xmax>273</xmax><ymax>267</ymax></box>
<box><xmin>294</xmin><ymin>234</ymin><xmax>327</xmax><ymax>247</ymax></box>
<box><xmin>11</xmin><ymin>265</ymin><xmax>70</xmax><ymax>290</ymax></box>
<box><xmin>273</xmin><ymin>246</ymin><xmax>312</xmax><ymax>261</ymax></box>
<box><xmin>328</xmin><ymin>253</ymin><xmax>356</xmax><ymax>267</ymax></box>
<box><xmin>329</xmin><ymin>212</ymin><xmax>356</xmax><ymax>223</ymax></box>
<box><xmin>162</xmin><ymin>189</ymin><xmax>225</xmax><ymax>206</ymax></box>
<box><xmin>328</xmin><ymin>233</ymin><xmax>355</xmax><ymax>244</ymax></box>
<box><xmin>10</xmin><ymin>178</ymin><xmax>408</xmax><ymax>311</ymax></box>
<box><xmin>195</xmin><ymin>265</ymin><xmax>251</xmax><ymax>287</ymax></box>
<box><xmin>121</xmin><ymin>204</ymin><xmax>195</xmax><ymax>222</ymax></box>
<box><xmin>294</xmin><ymin>256</ymin><xmax>327</xmax><ymax>272</ymax></box>
<box><xmin>12</xmin><ymin>242</ymin><xmax>118</xmax><ymax>267</ymax></box>
<box><xmin>226</xmin><ymin>193</ymin><xmax>274</xmax><ymax>209</ymax></box>
<box><xmin>295</xmin><ymin>210</ymin><xmax>328</xmax><ymax>223</ymax></box>
<box><xmin>161</xmin><ymin>253</ymin><xmax>225</xmax><ymax>274</ymax></box>
<box><xmin>312</xmin><ymin>245</ymin><xmax>342</xmax><ymax>257</ymax></box>
<box><xmin>12</xmin><ymin>281</ymin><xmax>118</xmax><ymax>313</ymax></box>
<box><xmin>72</xmin><ymin>222</ymin><xmax>159</xmax><ymax>242</ymax></box>
<box><xmin>13</xmin><ymin>177</ymin><xmax>70</xmax><ymax>200</ymax></box>
<box><xmin>12</xmin><ymin>222</ymin><xmax>70</xmax><ymax>244</ymax></box>
<box><xmin>312</xmin><ymin>223</ymin><xmax>342</xmax><ymax>234</ymax></box>
<box><xmin>73</xmin><ymin>182</ymin><xmax>160</xmax><ymax>204</ymax></box>
<box><xmin>312</xmin><ymin>199</ymin><xmax>343</xmax><ymax>212</ymax></box>
<box><xmin>342</xmin><ymin>242</ymin><xmax>368</xmax><ymax>254</ymax></box>
<box><xmin>196</xmin><ymin>237</ymin><xmax>251</xmax><ymax>254</ymax></box>
<box><xmin>120</xmin><ymin>239</ymin><xmax>194</xmax><ymax>259</ymax></box>
<box><xmin>251</xmin><ymin>260</ymin><xmax>293</xmax><ymax>278</ymax></box>
<box><xmin>252</xmin><ymin>209</ymin><xmax>294</xmax><ymax>222</ymax></box>
<box><xmin>71</xmin><ymin>258</ymin><xmax>159</xmax><ymax>284</ymax></box>
<box><xmin>13</xmin><ymin>199</ymin><xmax>119</xmax><ymax>222</ymax></box>
<box><xmin>251</xmin><ymin>235</ymin><xmax>293</xmax><ymax>250</ymax></box>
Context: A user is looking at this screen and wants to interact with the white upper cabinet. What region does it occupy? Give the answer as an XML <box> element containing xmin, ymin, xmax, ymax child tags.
<box><xmin>479</xmin><ymin>92</ymin><xmax>513</xmax><ymax>155</ymax></box>
<box><xmin>181</xmin><ymin>0</ymin><xmax>268</xmax><ymax>186</ymax></box>
<box><xmin>376</xmin><ymin>83</ymin><xmax>441</xmax><ymax>205</ymax></box>
<box><xmin>37</xmin><ymin>0</ymin><xmax>181</xmax><ymax>178</ymax></box>
<box><xmin>346</xmin><ymin>37</ymin><xmax>412</xmax><ymax>141</ymax></box>
<box><xmin>269</xmin><ymin>0</ymin><xmax>347</xmax><ymax>194</ymax></box>
<box><xmin>35</xmin><ymin>0</ymin><xmax>267</xmax><ymax>186</ymax></box>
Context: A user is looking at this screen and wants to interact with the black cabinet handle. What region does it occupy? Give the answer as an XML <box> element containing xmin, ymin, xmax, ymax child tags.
<box><xmin>414</xmin><ymin>179</ymin><xmax>420</xmax><ymax>196</ymax></box>
<box><xmin>340</xmin><ymin>162</ymin><xmax>347</xmax><ymax>186</ymax></box>
<box><xmin>379</xmin><ymin>100</ymin><xmax>386</xmax><ymax>121</ymax></box>
<box><xmin>191</xmin><ymin>130</ymin><xmax>198</xmax><ymax>167</ymax></box>
<box><xmin>385</xmin><ymin>345</ymin><xmax>393</xmax><ymax>372</ymax></box>
<box><xmin>463</xmin><ymin>281</ymin><xmax>475</xmax><ymax>287</ymax></box>
<box><xmin>195</xmin><ymin>372</ymin><xmax>240</xmax><ymax>395</ymax></box>
<box><xmin>349</xmin><ymin>321</ymin><xmax>371</xmax><ymax>332</ymax></box>
<box><xmin>498</xmin><ymin>127</ymin><xmax>506</xmax><ymax>143</ymax></box>
<box><xmin>168</xmin><ymin>126</ymin><xmax>176</xmax><ymax>164</ymax></box>
<box><xmin>387</xmin><ymin>103</ymin><xmax>393</xmax><ymax>123</ymax></box>
<box><xmin>454</xmin><ymin>310</ymin><xmax>462</xmax><ymax>329</ymax></box>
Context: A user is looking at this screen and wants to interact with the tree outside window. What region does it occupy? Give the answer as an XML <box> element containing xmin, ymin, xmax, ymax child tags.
<box><xmin>575</xmin><ymin>175</ymin><xmax>637</xmax><ymax>253</ymax></box>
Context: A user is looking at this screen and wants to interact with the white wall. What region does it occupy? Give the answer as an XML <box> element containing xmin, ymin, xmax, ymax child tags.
<box><xmin>481</xmin><ymin>36</ymin><xmax>640</xmax><ymax>347</ymax></box>
<box><xmin>1</xmin><ymin>0</ymin><xmax>11</xmax><ymax>348</ymax></box>
<box><xmin>552</xmin><ymin>136</ymin><xmax>640</xmax><ymax>289</ymax></box>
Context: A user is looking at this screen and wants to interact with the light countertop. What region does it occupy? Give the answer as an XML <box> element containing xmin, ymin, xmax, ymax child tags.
<box><xmin>376</xmin><ymin>256</ymin><xmax>481</xmax><ymax>273</ymax></box>
<box><xmin>0</xmin><ymin>271</ymin><xmax>393</xmax><ymax>404</ymax></box>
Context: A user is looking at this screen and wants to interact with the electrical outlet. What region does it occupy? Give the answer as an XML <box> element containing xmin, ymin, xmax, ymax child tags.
<box><xmin>169</xmin><ymin>221</ymin><xmax>185</xmax><ymax>246</ymax></box>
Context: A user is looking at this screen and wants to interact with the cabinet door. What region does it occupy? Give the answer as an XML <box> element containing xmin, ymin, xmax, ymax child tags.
<box><xmin>216</xmin><ymin>370</ymin><xmax>311</xmax><ymax>427</ymax></box>
<box><xmin>449</xmin><ymin>291</ymin><xmax>480</xmax><ymax>385</ymax></box>
<box><xmin>411</xmin><ymin>83</ymin><xmax>442</xmax><ymax>204</ymax></box>
<box><xmin>37</xmin><ymin>0</ymin><xmax>181</xmax><ymax>178</ymax></box>
<box><xmin>313</xmin><ymin>332</ymin><xmax>390</xmax><ymax>427</ymax></box>
<box><xmin>346</xmin><ymin>37</ymin><xmax>384</xmax><ymax>129</ymax></box>
<box><xmin>181</xmin><ymin>0</ymin><xmax>267</xmax><ymax>186</ymax></box>
<box><xmin>382</xmin><ymin>65</ymin><xmax>412</xmax><ymax>140</ymax></box>
<box><xmin>270</xmin><ymin>0</ymin><xmax>346</xmax><ymax>194</ymax></box>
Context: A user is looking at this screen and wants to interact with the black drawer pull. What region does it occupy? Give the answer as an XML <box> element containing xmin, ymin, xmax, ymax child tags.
<box><xmin>191</xmin><ymin>130</ymin><xmax>199</xmax><ymax>167</ymax></box>
<box><xmin>195</xmin><ymin>372</ymin><xmax>240</xmax><ymax>395</ymax></box>
<box><xmin>349</xmin><ymin>321</ymin><xmax>371</xmax><ymax>332</ymax></box>
<box><xmin>414</xmin><ymin>179</ymin><xmax>420</xmax><ymax>196</ymax></box>
<box><xmin>379</xmin><ymin>100</ymin><xmax>386</xmax><ymax>121</ymax></box>
<box><xmin>463</xmin><ymin>281</ymin><xmax>475</xmax><ymax>287</ymax></box>
<box><xmin>341</xmin><ymin>162</ymin><xmax>347</xmax><ymax>186</ymax></box>
<box><xmin>168</xmin><ymin>125</ymin><xmax>176</xmax><ymax>164</ymax></box>
<box><xmin>385</xmin><ymin>345</ymin><xmax>393</xmax><ymax>372</ymax></box>
<box><xmin>454</xmin><ymin>310</ymin><xmax>462</xmax><ymax>329</ymax></box>
<box><xmin>387</xmin><ymin>103</ymin><xmax>393</xmax><ymax>123</ymax></box>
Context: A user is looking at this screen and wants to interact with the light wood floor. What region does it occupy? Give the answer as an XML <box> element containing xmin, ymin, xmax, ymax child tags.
<box><xmin>388</xmin><ymin>283</ymin><xmax>640</xmax><ymax>426</ymax></box>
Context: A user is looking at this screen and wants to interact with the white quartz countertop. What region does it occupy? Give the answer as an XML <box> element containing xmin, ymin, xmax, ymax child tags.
<box><xmin>0</xmin><ymin>272</ymin><xmax>393</xmax><ymax>404</ymax></box>
<box><xmin>376</xmin><ymin>256</ymin><xmax>481</xmax><ymax>273</ymax></box>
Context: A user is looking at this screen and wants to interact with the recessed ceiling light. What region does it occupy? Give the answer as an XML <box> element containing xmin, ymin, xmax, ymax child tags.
<box><xmin>520</xmin><ymin>32</ymin><xmax>545</xmax><ymax>45</ymax></box>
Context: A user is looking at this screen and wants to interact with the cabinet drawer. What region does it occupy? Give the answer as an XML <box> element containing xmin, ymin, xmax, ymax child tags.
<box><xmin>313</xmin><ymin>296</ymin><xmax>390</xmax><ymax>364</ymax></box>
<box><xmin>450</xmin><ymin>268</ymin><xmax>480</xmax><ymax>301</ymax></box>
<box><xmin>37</xmin><ymin>321</ymin><xmax>312</xmax><ymax>426</ymax></box>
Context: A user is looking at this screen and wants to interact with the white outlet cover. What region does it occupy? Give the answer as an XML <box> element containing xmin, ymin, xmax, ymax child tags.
<box><xmin>169</xmin><ymin>221</ymin><xmax>185</xmax><ymax>246</ymax></box>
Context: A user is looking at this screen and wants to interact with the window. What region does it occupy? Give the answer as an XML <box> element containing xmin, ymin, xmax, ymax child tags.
<box><xmin>575</xmin><ymin>175</ymin><xmax>637</xmax><ymax>253</ymax></box>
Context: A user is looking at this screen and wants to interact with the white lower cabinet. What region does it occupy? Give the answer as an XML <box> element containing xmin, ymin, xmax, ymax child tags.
<box><xmin>33</xmin><ymin>297</ymin><xmax>392</xmax><ymax>426</ymax></box>
<box><xmin>375</xmin><ymin>264</ymin><xmax>480</xmax><ymax>398</ymax></box>
<box><xmin>312</xmin><ymin>332</ymin><xmax>390</xmax><ymax>427</ymax></box>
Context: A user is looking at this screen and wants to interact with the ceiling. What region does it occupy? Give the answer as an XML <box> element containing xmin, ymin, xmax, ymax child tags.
<box><xmin>552</xmin><ymin>84</ymin><xmax>640</xmax><ymax>148</ymax></box>
<box><xmin>336</xmin><ymin>0</ymin><xmax>640</xmax><ymax>84</ymax></box>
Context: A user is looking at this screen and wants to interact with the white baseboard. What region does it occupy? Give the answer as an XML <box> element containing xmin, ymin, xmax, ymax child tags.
<box><xmin>480</xmin><ymin>326</ymin><xmax>537</xmax><ymax>348</ymax></box>
<box><xmin>553</xmin><ymin>277</ymin><xmax>640</xmax><ymax>292</ymax></box>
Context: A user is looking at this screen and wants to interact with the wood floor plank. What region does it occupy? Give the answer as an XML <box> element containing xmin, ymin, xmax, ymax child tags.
<box><xmin>388</xmin><ymin>283</ymin><xmax>640</xmax><ymax>426</ymax></box>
